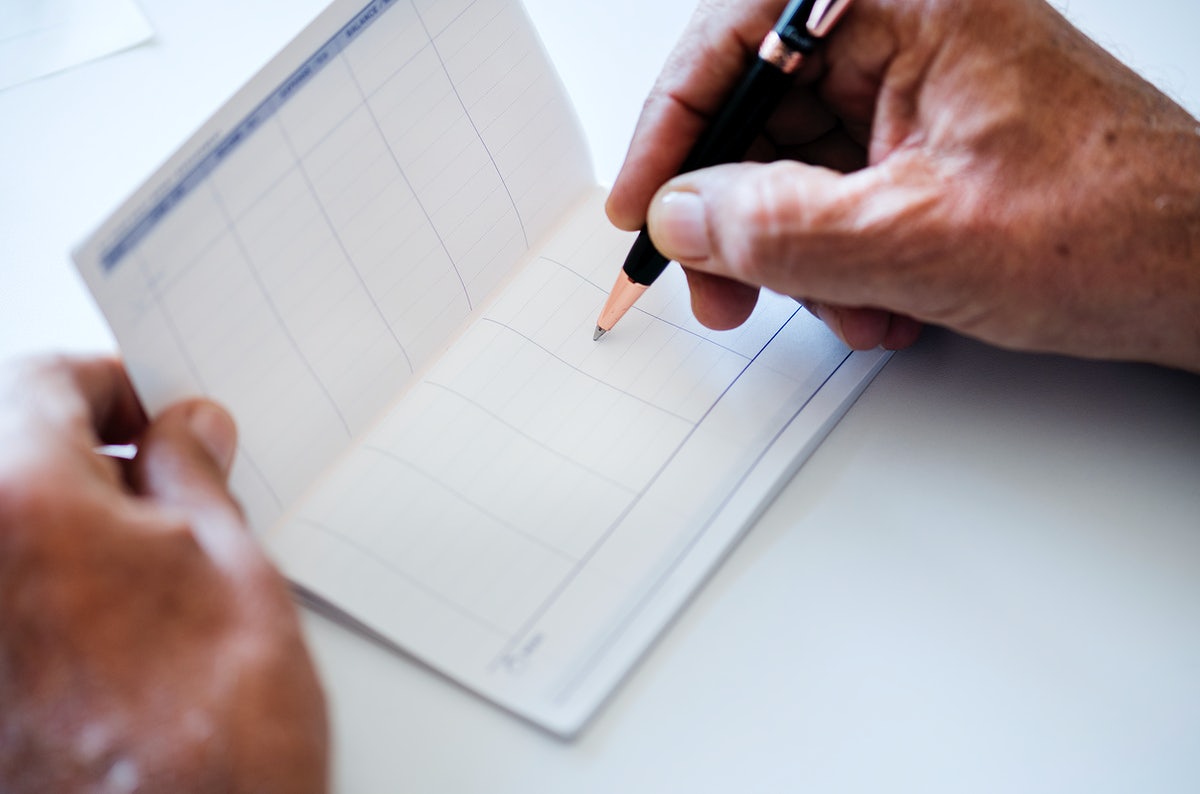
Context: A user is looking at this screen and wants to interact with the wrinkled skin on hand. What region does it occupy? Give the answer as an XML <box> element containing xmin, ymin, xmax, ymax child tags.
<box><xmin>0</xmin><ymin>357</ymin><xmax>328</xmax><ymax>793</ymax></box>
<box><xmin>607</xmin><ymin>0</ymin><xmax>1200</xmax><ymax>371</ymax></box>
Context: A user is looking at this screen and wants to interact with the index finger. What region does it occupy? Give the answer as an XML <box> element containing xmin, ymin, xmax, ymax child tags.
<box><xmin>605</xmin><ymin>0</ymin><xmax>787</xmax><ymax>230</ymax></box>
<box><xmin>0</xmin><ymin>356</ymin><xmax>148</xmax><ymax>447</ymax></box>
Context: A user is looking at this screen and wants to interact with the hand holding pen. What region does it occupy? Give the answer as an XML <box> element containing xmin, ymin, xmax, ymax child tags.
<box><xmin>595</xmin><ymin>0</ymin><xmax>854</xmax><ymax>340</ymax></box>
<box><xmin>601</xmin><ymin>0</ymin><xmax>1200</xmax><ymax>373</ymax></box>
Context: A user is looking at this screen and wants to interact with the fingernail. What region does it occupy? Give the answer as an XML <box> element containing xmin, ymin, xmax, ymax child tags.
<box><xmin>188</xmin><ymin>402</ymin><xmax>237</xmax><ymax>474</ymax></box>
<box><xmin>649</xmin><ymin>190</ymin><xmax>711</xmax><ymax>260</ymax></box>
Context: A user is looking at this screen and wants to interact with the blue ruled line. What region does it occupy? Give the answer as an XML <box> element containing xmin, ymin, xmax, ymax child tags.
<box><xmin>100</xmin><ymin>0</ymin><xmax>400</xmax><ymax>271</ymax></box>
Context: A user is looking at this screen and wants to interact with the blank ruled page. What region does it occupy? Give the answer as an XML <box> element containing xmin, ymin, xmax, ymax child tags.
<box><xmin>76</xmin><ymin>0</ymin><xmax>592</xmax><ymax>529</ymax></box>
<box><xmin>75</xmin><ymin>0</ymin><xmax>891</xmax><ymax>737</ymax></box>
<box><xmin>267</xmin><ymin>189</ymin><xmax>882</xmax><ymax>734</ymax></box>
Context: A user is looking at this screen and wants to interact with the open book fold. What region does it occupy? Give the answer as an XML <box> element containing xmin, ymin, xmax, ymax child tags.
<box><xmin>73</xmin><ymin>0</ymin><xmax>890</xmax><ymax>737</ymax></box>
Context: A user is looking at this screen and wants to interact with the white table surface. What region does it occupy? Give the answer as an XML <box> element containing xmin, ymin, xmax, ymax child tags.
<box><xmin>3</xmin><ymin>1</ymin><xmax>1200</xmax><ymax>791</ymax></box>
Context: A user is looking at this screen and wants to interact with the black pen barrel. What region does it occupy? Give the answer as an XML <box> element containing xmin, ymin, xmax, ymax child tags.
<box><xmin>623</xmin><ymin>59</ymin><xmax>793</xmax><ymax>285</ymax></box>
<box><xmin>680</xmin><ymin>59</ymin><xmax>792</xmax><ymax>172</ymax></box>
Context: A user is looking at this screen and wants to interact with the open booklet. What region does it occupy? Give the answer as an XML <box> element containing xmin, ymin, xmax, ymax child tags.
<box><xmin>74</xmin><ymin>0</ymin><xmax>890</xmax><ymax>736</ymax></box>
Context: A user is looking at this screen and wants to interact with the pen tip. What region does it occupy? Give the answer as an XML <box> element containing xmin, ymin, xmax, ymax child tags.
<box><xmin>593</xmin><ymin>326</ymin><xmax>607</xmax><ymax>342</ymax></box>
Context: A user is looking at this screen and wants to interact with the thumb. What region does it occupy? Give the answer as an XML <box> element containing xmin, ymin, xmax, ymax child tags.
<box><xmin>131</xmin><ymin>399</ymin><xmax>247</xmax><ymax>543</ymax></box>
<box><xmin>645</xmin><ymin>157</ymin><xmax>945</xmax><ymax>312</ymax></box>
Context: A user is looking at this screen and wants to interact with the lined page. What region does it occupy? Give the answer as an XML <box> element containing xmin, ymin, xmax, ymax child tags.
<box><xmin>269</xmin><ymin>189</ymin><xmax>874</xmax><ymax>734</ymax></box>
<box><xmin>74</xmin><ymin>0</ymin><xmax>592</xmax><ymax>530</ymax></box>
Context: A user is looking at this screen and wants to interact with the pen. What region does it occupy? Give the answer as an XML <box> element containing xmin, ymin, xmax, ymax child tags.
<box><xmin>594</xmin><ymin>0</ymin><xmax>855</xmax><ymax>340</ymax></box>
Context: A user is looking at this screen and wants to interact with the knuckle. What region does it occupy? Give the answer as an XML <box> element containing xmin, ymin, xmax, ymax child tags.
<box><xmin>183</xmin><ymin>507</ymin><xmax>278</xmax><ymax>586</ymax></box>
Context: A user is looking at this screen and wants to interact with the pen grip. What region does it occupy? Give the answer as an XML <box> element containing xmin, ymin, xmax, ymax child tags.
<box><xmin>623</xmin><ymin>59</ymin><xmax>793</xmax><ymax>285</ymax></box>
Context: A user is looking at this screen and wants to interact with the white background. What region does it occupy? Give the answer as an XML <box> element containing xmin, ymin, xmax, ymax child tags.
<box><xmin>2</xmin><ymin>0</ymin><xmax>1200</xmax><ymax>791</ymax></box>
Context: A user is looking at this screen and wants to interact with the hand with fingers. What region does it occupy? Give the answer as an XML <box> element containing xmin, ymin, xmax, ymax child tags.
<box><xmin>0</xmin><ymin>357</ymin><xmax>328</xmax><ymax>792</ymax></box>
<box><xmin>607</xmin><ymin>0</ymin><xmax>1200</xmax><ymax>372</ymax></box>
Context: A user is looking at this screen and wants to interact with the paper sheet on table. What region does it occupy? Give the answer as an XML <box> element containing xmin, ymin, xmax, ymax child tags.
<box><xmin>0</xmin><ymin>0</ymin><xmax>153</xmax><ymax>91</ymax></box>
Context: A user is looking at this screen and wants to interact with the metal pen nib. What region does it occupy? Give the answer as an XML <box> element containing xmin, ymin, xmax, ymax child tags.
<box><xmin>592</xmin><ymin>271</ymin><xmax>648</xmax><ymax>341</ymax></box>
